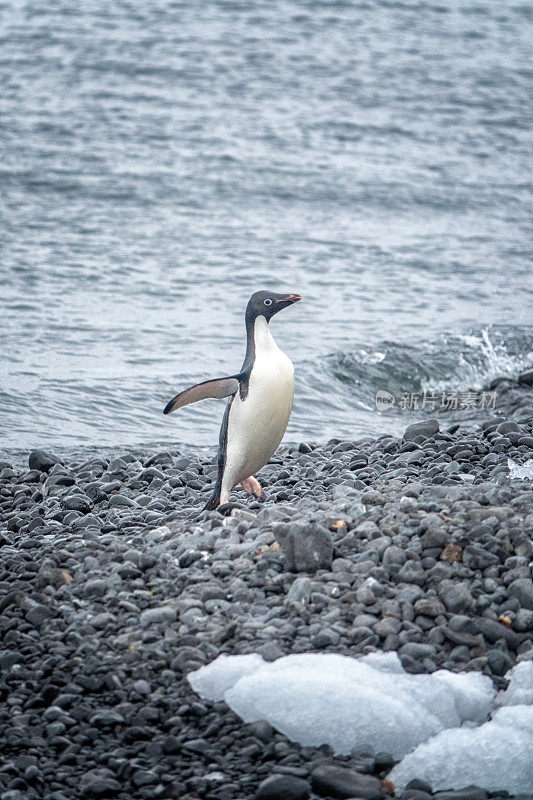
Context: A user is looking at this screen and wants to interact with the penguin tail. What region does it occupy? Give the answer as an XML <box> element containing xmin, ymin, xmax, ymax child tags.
<box><xmin>203</xmin><ymin>491</ymin><xmax>220</xmax><ymax>511</ymax></box>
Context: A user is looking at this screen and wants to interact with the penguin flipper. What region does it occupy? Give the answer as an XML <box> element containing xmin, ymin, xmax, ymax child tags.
<box><xmin>163</xmin><ymin>376</ymin><xmax>240</xmax><ymax>415</ymax></box>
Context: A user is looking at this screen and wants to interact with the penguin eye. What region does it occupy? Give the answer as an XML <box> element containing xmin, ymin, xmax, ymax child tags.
<box><xmin>264</xmin><ymin>298</ymin><xmax>273</xmax><ymax>306</ymax></box>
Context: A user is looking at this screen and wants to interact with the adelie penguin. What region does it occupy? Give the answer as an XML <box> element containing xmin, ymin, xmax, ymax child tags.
<box><xmin>164</xmin><ymin>290</ymin><xmax>301</xmax><ymax>509</ymax></box>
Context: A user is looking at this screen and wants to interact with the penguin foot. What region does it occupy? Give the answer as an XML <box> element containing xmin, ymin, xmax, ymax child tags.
<box><xmin>241</xmin><ymin>476</ymin><xmax>265</xmax><ymax>500</ymax></box>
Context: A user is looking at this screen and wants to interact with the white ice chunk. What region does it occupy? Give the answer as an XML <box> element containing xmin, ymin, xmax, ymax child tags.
<box><xmin>188</xmin><ymin>653</ymin><xmax>265</xmax><ymax>701</ymax></box>
<box><xmin>508</xmin><ymin>457</ymin><xmax>533</xmax><ymax>479</ymax></box>
<box><xmin>496</xmin><ymin>660</ymin><xmax>533</xmax><ymax>708</ymax></box>
<box><xmin>429</xmin><ymin>668</ymin><xmax>497</xmax><ymax>724</ymax></box>
<box><xmin>188</xmin><ymin>651</ymin><xmax>494</xmax><ymax>758</ymax></box>
<box><xmin>389</xmin><ymin>705</ymin><xmax>533</xmax><ymax>793</ymax></box>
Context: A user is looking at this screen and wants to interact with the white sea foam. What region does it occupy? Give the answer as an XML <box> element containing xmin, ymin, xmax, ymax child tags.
<box><xmin>423</xmin><ymin>329</ymin><xmax>531</xmax><ymax>395</ymax></box>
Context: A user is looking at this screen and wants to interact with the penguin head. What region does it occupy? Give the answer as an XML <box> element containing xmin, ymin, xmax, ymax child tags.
<box><xmin>246</xmin><ymin>290</ymin><xmax>301</xmax><ymax>324</ymax></box>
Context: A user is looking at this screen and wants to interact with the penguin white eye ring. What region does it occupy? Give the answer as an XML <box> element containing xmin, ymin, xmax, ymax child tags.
<box><xmin>163</xmin><ymin>290</ymin><xmax>301</xmax><ymax>510</ymax></box>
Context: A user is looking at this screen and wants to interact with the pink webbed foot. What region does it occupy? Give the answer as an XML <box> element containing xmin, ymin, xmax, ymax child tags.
<box><xmin>241</xmin><ymin>476</ymin><xmax>265</xmax><ymax>500</ymax></box>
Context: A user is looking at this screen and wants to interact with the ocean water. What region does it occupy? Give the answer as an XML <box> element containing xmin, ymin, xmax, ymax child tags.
<box><xmin>1</xmin><ymin>0</ymin><xmax>531</xmax><ymax>455</ymax></box>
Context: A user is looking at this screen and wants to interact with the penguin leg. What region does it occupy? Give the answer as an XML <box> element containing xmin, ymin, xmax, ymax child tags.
<box><xmin>241</xmin><ymin>476</ymin><xmax>265</xmax><ymax>499</ymax></box>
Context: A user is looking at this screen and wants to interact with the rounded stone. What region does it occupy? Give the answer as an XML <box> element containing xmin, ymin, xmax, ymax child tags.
<box><xmin>256</xmin><ymin>774</ymin><xmax>311</xmax><ymax>800</ymax></box>
<box><xmin>311</xmin><ymin>765</ymin><xmax>385</xmax><ymax>799</ymax></box>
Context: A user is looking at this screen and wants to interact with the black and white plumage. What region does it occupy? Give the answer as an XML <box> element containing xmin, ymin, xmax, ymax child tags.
<box><xmin>163</xmin><ymin>290</ymin><xmax>301</xmax><ymax>509</ymax></box>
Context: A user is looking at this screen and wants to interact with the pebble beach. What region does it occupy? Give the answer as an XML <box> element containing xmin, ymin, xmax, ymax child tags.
<box><xmin>1</xmin><ymin>375</ymin><xmax>532</xmax><ymax>800</ymax></box>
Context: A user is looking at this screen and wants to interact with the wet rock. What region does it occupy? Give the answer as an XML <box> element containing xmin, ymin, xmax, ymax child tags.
<box><xmin>25</xmin><ymin>603</ymin><xmax>51</xmax><ymax>627</ymax></box>
<box><xmin>84</xmin><ymin>579</ymin><xmax>107</xmax><ymax>597</ymax></box>
<box><xmin>405</xmin><ymin>778</ymin><xmax>433</xmax><ymax>793</ymax></box>
<box><xmin>507</xmin><ymin>578</ymin><xmax>533</xmax><ymax>610</ymax></box>
<box><xmin>17</xmin><ymin>468</ymin><xmax>41</xmax><ymax>483</ymax></box>
<box><xmin>374</xmin><ymin>617</ymin><xmax>402</xmax><ymax>637</ymax></box>
<box><xmin>403</xmin><ymin>419</ymin><xmax>439</xmax><ymax>442</ymax></box>
<box><xmin>440</xmin><ymin>582</ymin><xmax>474</xmax><ymax>613</ymax></box>
<box><xmin>298</xmin><ymin>442</ymin><xmax>313</xmax><ymax>453</ymax></box>
<box><xmin>257</xmin><ymin>642</ymin><xmax>285</xmax><ymax>662</ymax></box>
<box><xmin>421</xmin><ymin>527</ymin><xmax>448</xmax><ymax>548</ymax></box>
<box><xmin>80</xmin><ymin>768</ymin><xmax>121</xmax><ymax>796</ymax></box>
<box><xmin>132</xmin><ymin>679</ymin><xmax>151</xmax><ymax>695</ymax></box>
<box><xmin>89</xmin><ymin>709</ymin><xmax>125</xmax><ymax>726</ymax></box>
<box><xmin>486</xmin><ymin>648</ymin><xmax>514</xmax><ymax>675</ymax></box>
<box><xmin>474</xmin><ymin>617</ymin><xmax>522</xmax><ymax>649</ymax></box>
<box><xmin>256</xmin><ymin>774</ymin><xmax>311</xmax><ymax>800</ymax></box>
<box><xmin>433</xmin><ymin>788</ymin><xmax>488</xmax><ymax>800</ymax></box>
<box><xmin>397</xmin><ymin>560</ymin><xmax>426</xmax><ymax>585</ymax></box>
<box><xmin>91</xmin><ymin>612</ymin><xmax>116</xmax><ymax>629</ymax></box>
<box><xmin>132</xmin><ymin>769</ymin><xmax>158</xmax><ymax>787</ymax></box>
<box><xmin>514</xmin><ymin>608</ymin><xmax>533</xmax><ymax>632</ymax></box>
<box><xmin>28</xmin><ymin>450</ymin><xmax>62</xmax><ymax>473</ymax></box>
<box><xmin>496</xmin><ymin>421</ymin><xmax>520</xmax><ymax>435</ymax></box>
<box><xmin>246</xmin><ymin>720</ymin><xmax>275</xmax><ymax>743</ymax></box>
<box><xmin>311</xmin><ymin>764</ymin><xmax>385</xmax><ymax>799</ymax></box>
<box><xmin>275</xmin><ymin>520</ymin><xmax>333</xmax><ymax>572</ymax></box>
<box><xmin>0</xmin><ymin>651</ymin><xmax>20</xmax><ymax>669</ymax></box>
<box><xmin>108</xmin><ymin>494</ymin><xmax>137</xmax><ymax>508</ymax></box>
<box><xmin>140</xmin><ymin>606</ymin><xmax>177</xmax><ymax>626</ymax></box>
<box><xmin>374</xmin><ymin>752</ymin><xmax>395</xmax><ymax>772</ymax></box>
<box><xmin>285</xmin><ymin>577</ymin><xmax>312</xmax><ymax>611</ymax></box>
<box><xmin>462</xmin><ymin>546</ymin><xmax>500</xmax><ymax>570</ymax></box>
<box><xmin>179</xmin><ymin>549</ymin><xmax>202</xmax><ymax>568</ymax></box>
<box><xmin>144</xmin><ymin>451</ymin><xmax>173</xmax><ymax>467</ymax></box>
<box><xmin>383</xmin><ymin>545</ymin><xmax>407</xmax><ymax>566</ymax></box>
<box><xmin>312</xmin><ymin>628</ymin><xmax>341</xmax><ymax>648</ymax></box>
<box><xmin>518</xmin><ymin>369</ymin><xmax>533</xmax><ymax>387</ymax></box>
<box><xmin>61</xmin><ymin>495</ymin><xmax>93</xmax><ymax>514</ymax></box>
<box><xmin>414</xmin><ymin>597</ymin><xmax>446</xmax><ymax>617</ymax></box>
<box><xmin>400</xmin><ymin>642</ymin><xmax>436</xmax><ymax>660</ymax></box>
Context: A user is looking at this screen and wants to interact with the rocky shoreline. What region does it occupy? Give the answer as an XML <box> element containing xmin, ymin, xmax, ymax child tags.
<box><xmin>0</xmin><ymin>414</ymin><xmax>532</xmax><ymax>800</ymax></box>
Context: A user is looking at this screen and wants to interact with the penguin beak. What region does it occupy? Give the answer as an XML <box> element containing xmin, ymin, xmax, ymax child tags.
<box><xmin>277</xmin><ymin>294</ymin><xmax>301</xmax><ymax>307</ymax></box>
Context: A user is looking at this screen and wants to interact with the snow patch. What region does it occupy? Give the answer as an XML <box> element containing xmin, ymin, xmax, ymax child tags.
<box><xmin>495</xmin><ymin>660</ymin><xmax>533</xmax><ymax>708</ymax></box>
<box><xmin>188</xmin><ymin>653</ymin><xmax>264</xmax><ymax>702</ymax></box>
<box><xmin>389</xmin><ymin>705</ymin><xmax>533</xmax><ymax>793</ymax></box>
<box><xmin>508</xmin><ymin>457</ymin><xmax>533</xmax><ymax>480</ymax></box>
<box><xmin>189</xmin><ymin>653</ymin><xmax>533</xmax><ymax>792</ymax></box>
<box><xmin>188</xmin><ymin>651</ymin><xmax>494</xmax><ymax>759</ymax></box>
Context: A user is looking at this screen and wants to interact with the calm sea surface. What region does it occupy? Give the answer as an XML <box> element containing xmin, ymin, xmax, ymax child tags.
<box><xmin>1</xmin><ymin>0</ymin><xmax>532</xmax><ymax>456</ymax></box>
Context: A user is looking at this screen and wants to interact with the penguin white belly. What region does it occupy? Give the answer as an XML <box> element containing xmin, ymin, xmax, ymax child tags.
<box><xmin>222</xmin><ymin>349</ymin><xmax>294</xmax><ymax>495</ymax></box>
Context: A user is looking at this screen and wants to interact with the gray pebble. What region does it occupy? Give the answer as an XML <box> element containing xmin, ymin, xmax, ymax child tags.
<box><xmin>507</xmin><ymin>577</ymin><xmax>533</xmax><ymax>610</ymax></box>
<box><xmin>275</xmin><ymin>520</ymin><xmax>333</xmax><ymax>572</ymax></box>
<box><xmin>404</xmin><ymin>419</ymin><xmax>439</xmax><ymax>442</ymax></box>
<box><xmin>140</xmin><ymin>606</ymin><xmax>177</xmax><ymax>626</ymax></box>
